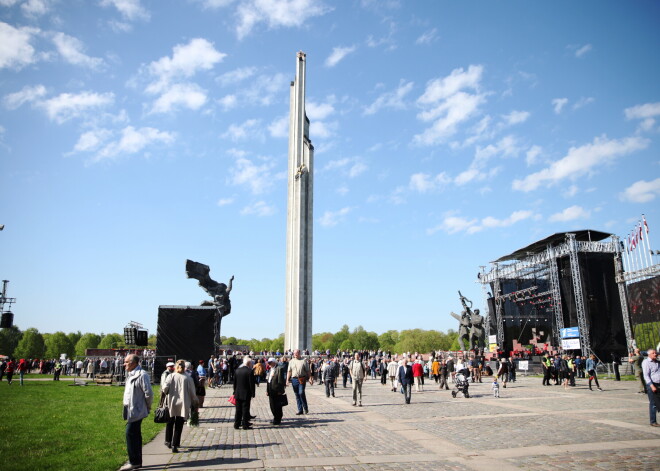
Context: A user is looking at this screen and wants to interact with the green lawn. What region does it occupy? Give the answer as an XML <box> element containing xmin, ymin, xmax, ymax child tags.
<box><xmin>0</xmin><ymin>380</ymin><xmax>165</xmax><ymax>471</ymax></box>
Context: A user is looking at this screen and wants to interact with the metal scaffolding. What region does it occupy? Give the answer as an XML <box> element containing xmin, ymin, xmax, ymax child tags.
<box><xmin>478</xmin><ymin>232</ymin><xmax>627</xmax><ymax>357</ymax></box>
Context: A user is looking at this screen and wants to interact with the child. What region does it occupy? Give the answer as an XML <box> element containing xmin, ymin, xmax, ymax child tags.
<box><xmin>492</xmin><ymin>377</ymin><xmax>500</xmax><ymax>398</ymax></box>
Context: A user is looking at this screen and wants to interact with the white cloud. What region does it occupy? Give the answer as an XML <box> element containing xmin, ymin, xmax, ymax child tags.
<box><xmin>409</xmin><ymin>172</ymin><xmax>450</xmax><ymax>193</ymax></box>
<box><xmin>222</xmin><ymin>118</ymin><xmax>261</xmax><ymax>141</ymax></box>
<box><xmin>319</xmin><ymin>207</ymin><xmax>351</xmax><ymax>227</ymax></box>
<box><xmin>625</xmin><ymin>102</ymin><xmax>660</xmax><ymax>120</ymax></box>
<box><xmin>455</xmin><ymin>135</ymin><xmax>521</xmax><ymax>185</ymax></box>
<box><xmin>229</xmin><ymin>155</ymin><xmax>276</xmax><ymax>194</ymax></box>
<box><xmin>482</xmin><ymin>210</ymin><xmax>534</xmax><ymax>228</ymax></box>
<box><xmin>502</xmin><ymin>110</ymin><xmax>530</xmax><ymax>126</ymax></box>
<box><xmin>0</xmin><ymin>0</ymin><xmax>19</xmax><ymax>6</ymax></box>
<box><xmin>39</xmin><ymin>91</ymin><xmax>115</xmax><ymax>123</ymax></box>
<box><xmin>89</xmin><ymin>126</ymin><xmax>175</xmax><ymax>163</ymax></box>
<box><xmin>146</xmin><ymin>38</ymin><xmax>225</xmax><ymax>94</ymax></box>
<box><xmin>0</xmin><ymin>22</ymin><xmax>39</xmax><ymax>70</ymax></box>
<box><xmin>21</xmin><ymin>0</ymin><xmax>51</xmax><ymax>17</ymax></box>
<box><xmin>72</xmin><ymin>129</ymin><xmax>112</xmax><ymax>152</ymax></box>
<box><xmin>619</xmin><ymin>178</ymin><xmax>660</xmax><ymax>203</ymax></box>
<box><xmin>625</xmin><ymin>102</ymin><xmax>660</xmax><ymax>132</ymax></box>
<box><xmin>235</xmin><ymin>0</ymin><xmax>332</xmax><ymax>40</ymax></box>
<box><xmin>573</xmin><ymin>96</ymin><xmax>594</xmax><ymax>110</ymax></box>
<box><xmin>241</xmin><ymin>72</ymin><xmax>288</xmax><ymax>106</ymax></box>
<box><xmin>52</xmin><ymin>32</ymin><xmax>104</xmax><ymax>69</ymax></box>
<box><xmin>413</xmin><ymin>65</ymin><xmax>486</xmax><ymax>145</ymax></box>
<box><xmin>549</xmin><ymin>205</ymin><xmax>590</xmax><ymax>222</ymax></box>
<box><xmin>428</xmin><ymin>210</ymin><xmax>533</xmax><ymax>235</ymax></box>
<box><xmin>322</xmin><ymin>157</ymin><xmax>366</xmax><ymax>178</ymax></box>
<box><xmin>348</xmin><ymin>162</ymin><xmax>367</xmax><ymax>178</ymax></box>
<box><xmin>325</xmin><ymin>45</ymin><xmax>356</xmax><ymax>67</ymax></box>
<box><xmin>100</xmin><ymin>0</ymin><xmax>150</xmax><ymax>21</ymax></box>
<box><xmin>217</xmin><ymin>94</ymin><xmax>237</xmax><ymax>110</ymax></box>
<box><xmin>363</xmin><ymin>80</ymin><xmax>413</xmax><ymax>115</ymax></box>
<box><xmin>575</xmin><ymin>43</ymin><xmax>592</xmax><ymax>58</ymax></box>
<box><xmin>306</xmin><ymin>101</ymin><xmax>334</xmax><ymax>120</ymax></box>
<box><xmin>427</xmin><ymin>215</ymin><xmax>478</xmax><ymax>235</ymax></box>
<box><xmin>552</xmin><ymin>98</ymin><xmax>568</xmax><ymax>114</ymax></box>
<box><xmin>216</xmin><ymin>66</ymin><xmax>257</xmax><ymax>87</ymax></box>
<box><xmin>415</xmin><ymin>28</ymin><xmax>438</xmax><ymax>45</ymax></box>
<box><xmin>241</xmin><ymin>200</ymin><xmax>276</xmax><ymax>216</ymax></box>
<box><xmin>217</xmin><ymin>197</ymin><xmax>234</xmax><ymax>206</ymax></box>
<box><xmin>310</xmin><ymin>120</ymin><xmax>337</xmax><ymax>139</ymax></box>
<box><xmin>512</xmin><ymin>135</ymin><xmax>649</xmax><ymax>192</ymax></box>
<box><xmin>526</xmin><ymin>145</ymin><xmax>542</xmax><ymax>166</ymax></box>
<box><xmin>3</xmin><ymin>84</ymin><xmax>46</xmax><ymax>109</ymax></box>
<box><xmin>268</xmin><ymin>115</ymin><xmax>288</xmax><ymax>138</ymax></box>
<box><xmin>150</xmin><ymin>83</ymin><xmax>207</xmax><ymax>114</ymax></box>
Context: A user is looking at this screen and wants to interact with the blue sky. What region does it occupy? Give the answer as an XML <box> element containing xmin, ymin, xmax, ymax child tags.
<box><xmin>1</xmin><ymin>0</ymin><xmax>659</xmax><ymax>341</ymax></box>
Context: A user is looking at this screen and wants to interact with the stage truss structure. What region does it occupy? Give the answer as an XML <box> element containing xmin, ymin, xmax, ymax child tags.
<box><xmin>477</xmin><ymin>233</ymin><xmax>636</xmax><ymax>356</ymax></box>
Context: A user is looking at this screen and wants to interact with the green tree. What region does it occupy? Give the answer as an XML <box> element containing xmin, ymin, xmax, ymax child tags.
<box><xmin>330</xmin><ymin>325</ymin><xmax>350</xmax><ymax>352</ymax></box>
<box><xmin>339</xmin><ymin>338</ymin><xmax>354</xmax><ymax>351</ymax></box>
<box><xmin>75</xmin><ymin>333</ymin><xmax>101</xmax><ymax>356</ymax></box>
<box><xmin>312</xmin><ymin>332</ymin><xmax>334</xmax><ymax>352</ymax></box>
<box><xmin>13</xmin><ymin>328</ymin><xmax>45</xmax><ymax>359</ymax></box>
<box><xmin>378</xmin><ymin>330</ymin><xmax>399</xmax><ymax>352</ymax></box>
<box><xmin>148</xmin><ymin>334</ymin><xmax>157</xmax><ymax>348</ymax></box>
<box><xmin>269</xmin><ymin>334</ymin><xmax>284</xmax><ymax>353</ymax></box>
<box><xmin>0</xmin><ymin>326</ymin><xmax>23</xmax><ymax>357</ymax></box>
<box><xmin>98</xmin><ymin>333</ymin><xmax>124</xmax><ymax>349</ymax></box>
<box><xmin>225</xmin><ymin>336</ymin><xmax>238</xmax><ymax>345</ymax></box>
<box><xmin>67</xmin><ymin>331</ymin><xmax>82</xmax><ymax>348</ymax></box>
<box><xmin>351</xmin><ymin>326</ymin><xmax>379</xmax><ymax>351</ymax></box>
<box><xmin>45</xmin><ymin>331</ymin><xmax>74</xmax><ymax>359</ymax></box>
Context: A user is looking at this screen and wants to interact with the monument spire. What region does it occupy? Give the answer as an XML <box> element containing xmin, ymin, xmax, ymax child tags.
<box><xmin>285</xmin><ymin>51</ymin><xmax>313</xmax><ymax>352</ymax></box>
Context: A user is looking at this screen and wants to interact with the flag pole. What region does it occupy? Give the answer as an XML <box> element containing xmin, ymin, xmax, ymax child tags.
<box><xmin>642</xmin><ymin>214</ymin><xmax>653</xmax><ymax>267</ymax></box>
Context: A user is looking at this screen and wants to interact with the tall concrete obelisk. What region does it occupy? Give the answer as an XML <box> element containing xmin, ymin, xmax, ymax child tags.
<box><xmin>285</xmin><ymin>51</ymin><xmax>313</xmax><ymax>352</ymax></box>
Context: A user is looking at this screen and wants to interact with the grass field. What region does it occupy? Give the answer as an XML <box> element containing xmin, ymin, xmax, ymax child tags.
<box><xmin>0</xmin><ymin>379</ymin><xmax>165</xmax><ymax>471</ymax></box>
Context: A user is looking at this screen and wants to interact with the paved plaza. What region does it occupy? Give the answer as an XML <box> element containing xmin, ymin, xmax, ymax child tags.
<box><xmin>138</xmin><ymin>375</ymin><xmax>660</xmax><ymax>471</ymax></box>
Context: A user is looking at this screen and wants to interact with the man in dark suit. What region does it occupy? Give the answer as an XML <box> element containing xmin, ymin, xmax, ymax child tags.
<box><xmin>398</xmin><ymin>358</ymin><xmax>414</xmax><ymax>404</ymax></box>
<box><xmin>266</xmin><ymin>358</ymin><xmax>286</xmax><ymax>425</ymax></box>
<box><xmin>233</xmin><ymin>356</ymin><xmax>255</xmax><ymax>430</ymax></box>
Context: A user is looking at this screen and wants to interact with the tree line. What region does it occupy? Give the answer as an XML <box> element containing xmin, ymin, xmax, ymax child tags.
<box><xmin>0</xmin><ymin>326</ymin><xmax>157</xmax><ymax>359</ymax></box>
<box><xmin>0</xmin><ymin>324</ymin><xmax>461</xmax><ymax>359</ymax></box>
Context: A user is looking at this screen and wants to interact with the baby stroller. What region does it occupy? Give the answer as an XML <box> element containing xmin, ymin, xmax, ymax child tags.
<box><xmin>451</xmin><ymin>368</ymin><xmax>470</xmax><ymax>398</ymax></box>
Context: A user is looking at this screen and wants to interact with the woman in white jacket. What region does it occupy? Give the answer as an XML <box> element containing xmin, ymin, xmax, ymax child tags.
<box><xmin>162</xmin><ymin>360</ymin><xmax>199</xmax><ymax>453</ymax></box>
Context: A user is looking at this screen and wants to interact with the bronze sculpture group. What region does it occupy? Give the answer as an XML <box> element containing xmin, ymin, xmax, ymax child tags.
<box><xmin>186</xmin><ymin>259</ymin><xmax>234</xmax><ymax>347</ymax></box>
<box><xmin>450</xmin><ymin>291</ymin><xmax>485</xmax><ymax>351</ymax></box>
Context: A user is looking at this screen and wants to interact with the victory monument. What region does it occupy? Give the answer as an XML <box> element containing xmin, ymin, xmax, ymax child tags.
<box><xmin>450</xmin><ymin>291</ymin><xmax>485</xmax><ymax>351</ymax></box>
<box><xmin>285</xmin><ymin>51</ymin><xmax>314</xmax><ymax>352</ymax></box>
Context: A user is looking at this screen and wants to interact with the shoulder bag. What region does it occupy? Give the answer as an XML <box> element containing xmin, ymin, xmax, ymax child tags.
<box><xmin>154</xmin><ymin>395</ymin><xmax>170</xmax><ymax>423</ymax></box>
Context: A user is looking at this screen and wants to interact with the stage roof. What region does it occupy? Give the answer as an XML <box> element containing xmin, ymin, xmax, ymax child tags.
<box><xmin>494</xmin><ymin>230</ymin><xmax>613</xmax><ymax>262</ymax></box>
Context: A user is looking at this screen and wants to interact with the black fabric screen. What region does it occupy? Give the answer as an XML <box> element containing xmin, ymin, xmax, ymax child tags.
<box><xmin>628</xmin><ymin>275</ymin><xmax>660</xmax><ymax>350</ymax></box>
<box><xmin>155</xmin><ymin>306</ymin><xmax>215</xmax><ymax>382</ymax></box>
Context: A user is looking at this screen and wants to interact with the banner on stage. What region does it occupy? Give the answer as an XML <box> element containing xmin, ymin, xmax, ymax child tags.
<box><xmin>518</xmin><ymin>360</ymin><xmax>529</xmax><ymax>371</ymax></box>
<box><xmin>488</xmin><ymin>335</ymin><xmax>497</xmax><ymax>344</ymax></box>
<box><xmin>560</xmin><ymin>327</ymin><xmax>580</xmax><ymax>339</ymax></box>
<box><xmin>561</xmin><ymin>338</ymin><xmax>581</xmax><ymax>350</ymax></box>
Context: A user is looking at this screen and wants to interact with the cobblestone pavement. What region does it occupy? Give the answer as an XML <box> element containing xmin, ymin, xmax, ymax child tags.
<box><xmin>137</xmin><ymin>375</ymin><xmax>660</xmax><ymax>471</ymax></box>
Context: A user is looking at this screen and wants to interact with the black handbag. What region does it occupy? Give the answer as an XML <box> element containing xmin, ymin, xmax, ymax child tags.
<box><xmin>154</xmin><ymin>396</ymin><xmax>170</xmax><ymax>423</ymax></box>
<box><xmin>278</xmin><ymin>394</ymin><xmax>288</xmax><ymax>407</ymax></box>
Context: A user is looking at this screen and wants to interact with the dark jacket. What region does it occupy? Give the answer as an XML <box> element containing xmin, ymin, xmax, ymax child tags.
<box><xmin>398</xmin><ymin>364</ymin><xmax>414</xmax><ymax>386</ymax></box>
<box><xmin>267</xmin><ymin>364</ymin><xmax>286</xmax><ymax>395</ymax></box>
<box><xmin>233</xmin><ymin>365</ymin><xmax>255</xmax><ymax>401</ymax></box>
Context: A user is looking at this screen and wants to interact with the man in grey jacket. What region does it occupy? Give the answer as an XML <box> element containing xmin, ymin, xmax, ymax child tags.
<box><xmin>121</xmin><ymin>354</ymin><xmax>153</xmax><ymax>471</ymax></box>
<box><xmin>350</xmin><ymin>353</ymin><xmax>366</xmax><ymax>406</ymax></box>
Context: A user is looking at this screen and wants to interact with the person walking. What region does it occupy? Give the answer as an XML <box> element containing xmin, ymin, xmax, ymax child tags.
<box><xmin>120</xmin><ymin>354</ymin><xmax>153</xmax><ymax>471</ymax></box>
<box><xmin>398</xmin><ymin>358</ymin><xmax>414</xmax><ymax>404</ymax></box>
<box><xmin>642</xmin><ymin>348</ymin><xmax>660</xmax><ymax>427</ymax></box>
<box><xmin>542</xmin><ymin>353</ymin><xmax>552</xmax><ymax>386</ymax></box>
<box><xmin>266</xmin><ymin>358</ymin><xmax>286</xmax><ymax>425</ymax></box>
<box><xmin>387</xmin><ymin>358</ymin><xmax>399</xmax><ymax>392</ymax></box>
<box><xmin>323</xmin><ymin>356</ymin><xmax>337</xmax><ymax>398</ymax></box>
<box><xmin>350</xmin><ymin>353</ymin><xmax>366</xmax><ymax>406</ymax></box>
<box><xmin>162</xmin><ymin>360</ymin><xmax>198</xmax><ymax>453</ymax></box>
<box><xmin>496</xmin><ymin>359</ymin><xmax>509</xmax><ymax>388</ymax></box>
<box><xmin>17</xmin><ymin>359</ymin><xmax>28</xmax><ymax>386</ymax></box>
<box><xmin>611</xmin><ymin>352</ymin><xmax>622</xmax><ymax>381</ymax></box>
<box><xmin>629</xmin><ymin>348</ymin><xmax>646</xmax><ymax>394</ymax></box>
<box><xmin>233</xmin><ymin>356</ymin><xmax>256</xmax><ymax>430</ymax></box>
<box><xmin>412</xmin><ymin>357</ymin><xmax>424</xmax><ymax>392</ymax></box>
<box><xmin>5</xmin><ymin>359</ymin><xmax>15</xmax><ymax>385</ymax></box>
<box><xmin>438</xmin><ymin>360</ymin><xmax>449</xmax><ymax>390</ymax></box>
<box><xmin>586</xmin><ymin>354</ymin><xmax>603</xmax><ymax>391</ymax></box>
<box><xmin>286</xmin><ymin>349</ymin><xmax>311</xmax><ymax>415</ymax></box>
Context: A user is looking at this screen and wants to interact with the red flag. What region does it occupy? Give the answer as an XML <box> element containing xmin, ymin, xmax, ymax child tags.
<box><xmin>639</xmin><ymin>223</ymin><xmax>643</xmax><ymax>241</ymax></box>
<box><xmin>643</xmin><ymin>215</ymin><xmax>649</xmax><ymax>234</ymax></box>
